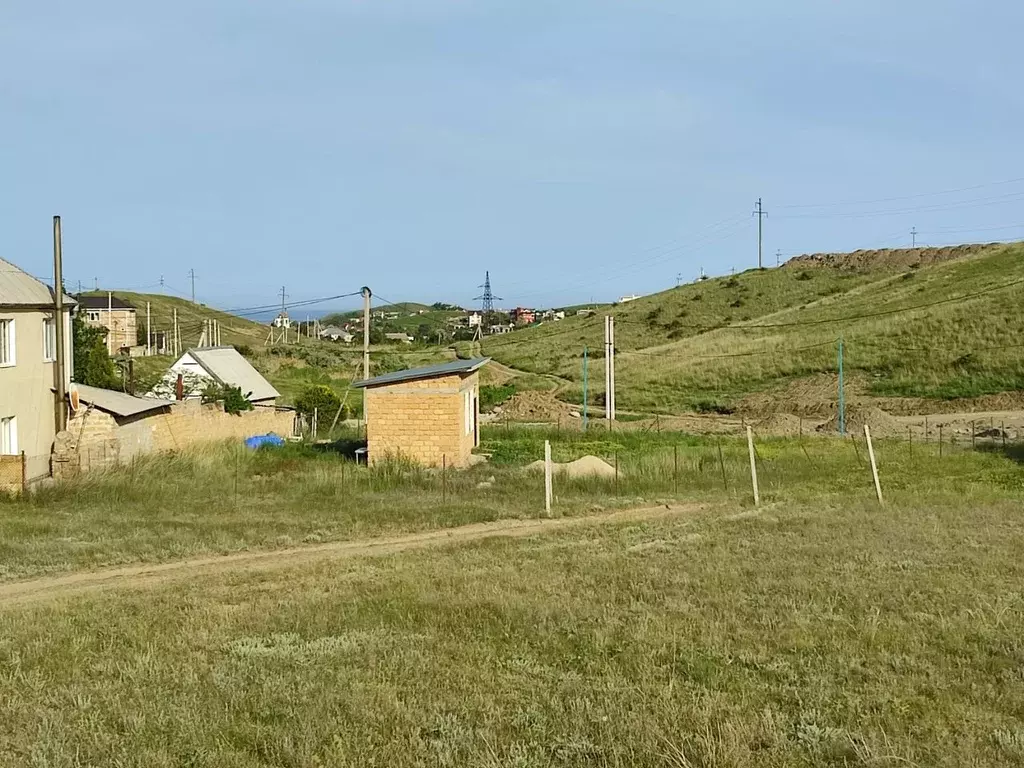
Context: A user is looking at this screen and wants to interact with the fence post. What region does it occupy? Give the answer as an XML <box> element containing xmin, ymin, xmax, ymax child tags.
<box><xmin>746</xmin><ymin>426</ymin><xmax>759</xmax><ymax>507</ymax></box>
<box><xmin>939</xmin><ymin>425</ymin><xmax>943</xmax><ymax>457</ymax></box>
<box><xmin>21</xmin><ymin>451</ymin><xmax>27</xmax><ymax>494</ymax></box>
<box><xmin>864</xmin><ymin>425</ymin><xmax>883</xmax><ymax>505</ymax></box>
<box><xmin>442</xmin><ymin>454</ymin><xmax>447</xmax><ymax>504</ymax></box>
<box><xmin>908</xmin><ymin>426</ymin><xmax>912</xmax><ymax>459</ymax></box>
<box><xmin>614</xmin><ymin>451</ymin><xmax>619</xmax><ymax>496</ymax></box>
<box><xmin>543</xmin><ymin>441</ymin><xmax>552</xmax><ymax>516</ymax></box>
<box><xmin>1002</xmin><ymin>421</ymin><xmax>1007</xmax><ymax>449</ymax></box>
<box><xmin>717</xmin><ymin>439</ymin><xmax>728</xmax><ymax>489</ymax></box>
<box><xmin>971</xmin><ymin>420</ymin><xmax>976</xmax><ymax>449</ymax></box>
<box><xmin>673</xmin><ymin>444</ymin><xmax>678</xmax><ymax>494</ymax></box>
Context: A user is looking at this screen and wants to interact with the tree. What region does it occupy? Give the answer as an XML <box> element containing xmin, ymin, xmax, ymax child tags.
<box><xmin>417</xmin><ymin>323</ymin><xmax>433</xmax><ymax>340</ymax></box>
<box><xmin>295</xmin><ymin>384</ymin><xmax>341</xmax><ymax>418</ymax></box>
<box><xmin>72</xmin><ymin>315</ymin><xmax>118</xmax><ymax>389</ymax></box>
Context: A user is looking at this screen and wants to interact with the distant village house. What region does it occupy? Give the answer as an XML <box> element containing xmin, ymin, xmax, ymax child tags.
<box><xmin>319</xmin><ymin>325</ymin><xmax>354</xmax><ymax>343</ymax></box>
<box><xmin>79</xmin><ymin>294</ymin><xmax>137</xmax><ymax>353</ymax></box>
<box><xmin>153</xmin><ymin>346</ymin><xmax>281</xmax><ymax>405</ymax></box>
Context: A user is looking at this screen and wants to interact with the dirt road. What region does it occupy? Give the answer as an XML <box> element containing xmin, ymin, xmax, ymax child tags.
<box><xmin>0</xmin><ymin>503</ymin><xmax>707</xmax><ymax>609</ymax></box>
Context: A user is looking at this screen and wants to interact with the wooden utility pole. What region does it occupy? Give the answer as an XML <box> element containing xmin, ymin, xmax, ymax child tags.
<box><xmin>189</xmin><ymin>268</ymin><xmax>196</xmax><ymax>303</ymax></box>
<box><xmin>52</xmin><ymin>216</ymin><xmax>67</xmax><ymax>432</ymax></box>
<box><xmin>146</xmin><ymin>301</ymin><xmax>151</xmax><ymax>355</ymax></box>
<box><xmin>107</xmin><ymin>291</ymin><xmax>113</xmax><ymax>354</ymax></box>
<box><xmin>362</xmin><ymin>286</ymin><xmax>372</xmax><ymax>379</ymax></box>
<box><xmin>173</xmin><ymin>308</ymin><xmax>179</xmax><ymax>356</ymax></box>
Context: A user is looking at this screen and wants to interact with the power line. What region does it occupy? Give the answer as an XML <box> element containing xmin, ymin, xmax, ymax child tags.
<box><xmin>776</xmin><ymin>190</ymin><xmax>1024</xmax><ymax>220</ymax></box>
<box><xmin>778</xmin><ymin>175</ymin><xmax>1024</xmax><ymax>210</ymax></box>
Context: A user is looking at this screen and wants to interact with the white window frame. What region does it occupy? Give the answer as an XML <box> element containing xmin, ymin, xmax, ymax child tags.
<box><xmin>464</xmin><ymin>390</ymin><xmax>472</xmax><ymax>436</ymax></box>
<box><xmin>0</xmin><ymin>416</ymin><xmax>17</xmax><ymax>455</ymax></box>
<box><xmin>0</xmin><ymin>319</ymin><xmax>15</xmax><ymax>367</ymax></box>
<box><xmin>42</xmin><ymin>316</ymin><xmax>56</xmax><ymax>362</ymax></box>
<box><xmin>86</xmin><ymin>309</ymin><xmax>101</xmax><ymax>322</ymax></box>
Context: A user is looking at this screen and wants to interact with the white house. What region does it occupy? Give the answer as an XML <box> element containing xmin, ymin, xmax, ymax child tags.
<box><xmin>468</xmin><ymin>313</ymin><xmax>482</xmax><ymax>328</ymax></box>
<box><xmin>319</xmin><ymin>325</ymin><xmax>354</xmax><ymax>343</ymax></box>
<box><xmin>618</xmin><ymin>294</ymin><xmax>642</xmax><ymax>304</ymax></box>
<box><xmin>272</xmin><ymin>311</ymin><xmax>291</xmax><ymax>329</ymax></box>
<box><xmin>152</xmin><ymin>346</ymin><xmax>280</xmax><ymax>405</ymax></box>
<box><xmin>384</xmin><ymin>332</ymin><xmax>413</xmax><ymax>344</ymax></box>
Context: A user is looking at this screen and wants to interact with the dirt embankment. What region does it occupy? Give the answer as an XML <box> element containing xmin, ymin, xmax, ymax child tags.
<box><xmin>490</xmin><ymin>391</ymin><xmax>579</xmax><ymax>423</ymax></box>
<box><xmin>785</xmin><ymin>242</ymin><xmax>1005</xmax><ymax>271</ymax></box>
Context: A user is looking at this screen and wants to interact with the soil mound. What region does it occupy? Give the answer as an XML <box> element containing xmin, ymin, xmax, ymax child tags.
<box><xmin>786</xmin><ymin>243</ymin><xmax>1003</xmax><ymax>271</ymax></box>
<box><xmin>740</xmin><ymin>373</ymin><xmax>856</xmax><ymax>419</ymax></box>
<box><xmin>754</xmin><ymin>413</ymin><xmax>808</xmax><ymax>436</ymax></box>
<box><xmin>527</xmin><ymin>455</ymin><xmax>617</xmax><ymax>478</ymax></box>
<box><xmin>498</xmin><ymin>391</ymin><xmax>575</xmax><ymax>422</ymax></box>
<box><xmin>816</xmin><ymin>405</ymin><xmax>901</xmax><ymax>437</ymax></box>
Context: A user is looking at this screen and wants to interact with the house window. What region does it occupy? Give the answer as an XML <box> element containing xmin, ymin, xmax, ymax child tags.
<box><xmin>0</xmin><ymin>319</ymin><xmax>14</xmax><ymax>367</ymax></box>
<box><xmin>0</xmin><ymin>417</ymin><xmax>16</xmax><ymax>455</ymax></box>
<box><xmin>464</xmin><ymin>390</ymin><xmax>472</xmax><ymax>436</ymax></box>
<box><xmin>86</xmin><ymin>310</ymin><xmax>101</xmax><ymax>322</ymax></box>
<box><xmin>42</xmin><ymin>317</ymin><xmax>56</xmax><ymax>362</ymax></box>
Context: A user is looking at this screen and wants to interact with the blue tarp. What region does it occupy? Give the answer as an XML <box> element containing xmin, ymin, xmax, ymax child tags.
<box><xmin>245</xmin><ymin>434</ymin><xmax>285</xmax><ymax>450</ymax></box>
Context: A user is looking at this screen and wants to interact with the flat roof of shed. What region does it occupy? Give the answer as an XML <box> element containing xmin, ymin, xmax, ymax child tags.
<box><xmin>352</xmin><ymin>357</ymin><xmax>489</xmax><ymax>389</ymax></box>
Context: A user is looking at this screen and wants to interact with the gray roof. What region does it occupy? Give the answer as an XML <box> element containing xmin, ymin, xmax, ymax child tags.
<box><xmin>0</xmin><ymin>257</ymin><xmax>77</xmax><ymax>308</ymax></box>
<box><xmin>75</xmin><ymin>384</ymin><xmax>173</xmax><ymax>418</ymax></box>
<box><xmin>319</xmin><ymin>325</ymin><xmax>349</xmax><ymax>336</ymax></box>
<box><xmin>187</xmin><ymin>346</ymin><xmax>280</xmax><ymax>402</ymax></box>
<box><xmin>353</xmin><ymin>357</ymin><xmax>490</xmax><ymax>389</ymax></box>
<box><xmin>77</xmin><ymin>294</ymin><xmax>136</xmax><ymax>311</ymax></box>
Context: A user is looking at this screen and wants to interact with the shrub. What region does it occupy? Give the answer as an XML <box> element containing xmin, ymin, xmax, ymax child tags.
<box><xmin>796</xmin><ymin>271</ymin><xmax>813</xmax><ymax>281</ymax></box>
<box><xmin>691</xmin><ymin>399</ymin><xmax>735</xmax><ymax>415</ymax></box>
<box><xmin>203</xmin><ymin>384</ymin><xmax>254</xmax><ymax>415</ymax></box>
<box><xmin>72</xmin><ymin>315</ymin><xmax>118</xmax><ymax>389</ymax></box>
<box><xmin>295</xmin><ymin>384</ymin><xmax>341</xmax><ymax>418</ymax></box>
<box><xmin>722</xmin><ymin>277</ymin><xmax>739</xmax><ymax>289</ymax></box>
<box><xmin>480</xmin><ymin>384</ymin><xmax>516</xmax><ymax>412</ymax></box>
<box><xmin>729</xmin><ymin>298</ymin><xmax>744</xmax><ymax>308</ymax></box>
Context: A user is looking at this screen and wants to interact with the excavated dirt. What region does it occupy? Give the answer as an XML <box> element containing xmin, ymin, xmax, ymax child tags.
<box><xmin>816</xmin><ymin>405</ymin><xmax>904</xmax><ymax>437</ymax></box>
<box><xmin>527</xmin><ymin>455</ymin><xmax>617</xmax><ymax>478</ymax></box>
<box><xmin>786</xmin><ymin>242</ymin><xmax>1005</xmax><ymax>271</ymax></box>
<box><xmin>495</xmin><ymin>391</ymin><xmax>577</xmax><ymax>422</ymax></box>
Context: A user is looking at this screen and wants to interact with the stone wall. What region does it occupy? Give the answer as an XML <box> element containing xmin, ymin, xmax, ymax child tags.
<box><xmin>364</xmin><ymin>372</ymin><xmax>479</xmax><ymax>468</ymax></box>
<box><xmin>53</xmin><ymin>401</ymin><xmax>296</xmax><ymax>479</ymax></box>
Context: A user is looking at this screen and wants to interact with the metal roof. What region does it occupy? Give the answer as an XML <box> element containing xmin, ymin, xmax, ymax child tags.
<box><xmin>186</xmin><ymin>346</ymin><xmax>280</xmax><ymax>402</ymax></box>
<box><xmin>75</xmin><ymin>384</ymin><xmax>174</xmax><ymax>418</ymax></box>
<box><xmin>77</xmin><ymin>294</ymin><xmax>136</xmax><ymax>310</ymax></box>
<box><xmin>0</xmin><ymin>257</ymin><xmax>77</xmax><ymax>307</ymax></box>
<box><xmin>352</xmin><ymin>357</ymin><xmax>490</xmax><ymax>389</ymax></box>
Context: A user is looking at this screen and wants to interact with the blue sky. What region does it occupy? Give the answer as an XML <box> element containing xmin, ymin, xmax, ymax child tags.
<box><xmin>2</xmin><ymin>1</ymin><xmax>1022</xmax><ymax>314</ymax></box>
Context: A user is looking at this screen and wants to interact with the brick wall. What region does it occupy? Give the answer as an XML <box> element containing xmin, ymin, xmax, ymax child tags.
<box><xmin>0</xmin><ymin>454</ymin><xmax>25</xmax><ymax>494</ymax></box>
<box><xmin>364</xmin><ymin>372</ymin><xmax>479</xmax><ymax>468</ymax></box>
<box><xmin>53</xmin><ymin>401</ymin><xmax>295</xmax><ymax>479</ymax></box>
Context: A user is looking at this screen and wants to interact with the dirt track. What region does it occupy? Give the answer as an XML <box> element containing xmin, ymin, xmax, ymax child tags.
<box><xmin>0</xmin><ymin>504</ymin><xmax>706</xmax><ymax>609</ymax></box>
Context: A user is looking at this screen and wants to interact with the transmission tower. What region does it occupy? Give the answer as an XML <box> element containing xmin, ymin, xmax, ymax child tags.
<box><xmin>474</xmin><ymin>271</ymin><xmax>502</xmax><ymax>312</ymax></box>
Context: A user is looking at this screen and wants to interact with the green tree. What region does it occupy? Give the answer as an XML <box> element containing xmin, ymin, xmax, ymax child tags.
<box><xmin>295</xmin><ymin>384</ymin><xmax>341</xmax><ymax>418</ymax></box>
<box><xmin>72</xmin><ymin>315</ymin><xmax>118</xmax><ymax>389</ymax></box>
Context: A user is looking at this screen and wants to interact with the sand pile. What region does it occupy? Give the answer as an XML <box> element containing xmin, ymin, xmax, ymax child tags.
<box><xmin>527</xmin><ymin>455</ymin><xmax>616</xmax><ymax>478</ymax></box>
<box><xmin>754</xmin><ymin>413</ymin><xmax>809</xmax><ymax>436</ymax></box>
<box><xmin>816</xmin><ymin>405</ymin><xmax>902</xmax><ymax>437</ymax></box>
<box><xmin>498</xmin><ymin>391</ymin><xmax>576</xmax><ymax>422</ymax></box>
<box><xmin>740</xmin><ymin>373</ymin><xmax>857</xmax><ymax>419</ymax></box>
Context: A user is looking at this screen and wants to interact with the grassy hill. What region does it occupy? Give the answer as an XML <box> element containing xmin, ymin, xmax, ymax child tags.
<box><xmin>322</xmin><ymin>302</ymin><xmax>465</xmax><ymax>341</ymax></box>
<box><xmin>79</xmin><ymin>291</ymin><xmax>271</xmax><ymax>349</ymax></box>
<box><xmin>481</xmin><ymin>242</ymin><xmax>1024</xmax><ymax>413</ymax></box>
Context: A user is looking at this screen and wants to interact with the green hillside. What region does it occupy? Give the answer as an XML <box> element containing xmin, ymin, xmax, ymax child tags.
<box><xmin>481</xmin><ymin>242</ymin><xmax>1024</xmax><ymax>413</ymax></box>
<box><xmin>79</xmin><ymin>291</ymin><xmax>271</xmax><ymax>349</ymax></box>
<box><xmin>322</xmin><ymin>302</ymin><xmax>465</xmax><ymax>342</ymax></box>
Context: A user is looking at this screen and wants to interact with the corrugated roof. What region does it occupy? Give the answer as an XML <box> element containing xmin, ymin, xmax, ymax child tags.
<box><xmin>0</xmin><ymin>257</ymin><xmax>76</xmax><ymax>307</ymax></box>
<box><xmin>187</xmin><ymin>346</ymin><xmax>280</xmax><ymax>402</ymax></box>
<box><xmin>352</xmin><ymin>357</ymin><xmax>490</xmax><ymax>389</ymax></box>
<box><xmin>75</xmin><ymin>384</ymin><xmax>173</xmax><ymax>417</ymax></box>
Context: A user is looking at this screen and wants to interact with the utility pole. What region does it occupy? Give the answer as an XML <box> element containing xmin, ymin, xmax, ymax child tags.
<box><xmin>582</xmin><ymin>346</ymin><xmax>589</xmax><ymax>431</ymax></box>
<box><xmin>753</xmin><ymin>197</ymin><xmax>767</xmax><ymax>269</ymax></box>
<box><xmin>94</xmin><ymin>277</ymin><xmax>98</xmax><ymax>291</ymax></box>
<box><xmin>77</xmin><ymin>279</ymin><xmax>82</xmax><ymax>294</ymax></box>
<box><xmin>173</xmin><ymin>308</ymin><xmax>179</xmax><ymax>357</ymax></box>
<box><xmin>53</xmin><ymin>216</ymin><xmax>67</xmax><ymax>432</ymax></box>
<box><xmin>776</xmin><ymin>249</ymin><xmax>782</xmax><ymax>267</ymax></box>
<box><xmin>911</xmin><ymin>227</ymin><xmax>918</xmax><ymax>247</ymax></box>
<box><xmin>107</xmin><ymin>291</ymin><xmax>113</xmax><ymax>354</ymax></box>
<box><xmin>146</xmin><ymin>301</ymin><xmax>151</xmax><ymax>355</ymax></box>
<box><xmin>189</xmin><ymin>269</ymin><xmax>196</xmax><ymax>303</ymax></box>
<box><xmin>676</xmin><ymin>273</ymin><xmax>682</xmax><ymax>287</ymax></box>
<box><xmin>361</xmin><ymin>286</ymin><xmax>372</xmax><ymax>380</ymax></box>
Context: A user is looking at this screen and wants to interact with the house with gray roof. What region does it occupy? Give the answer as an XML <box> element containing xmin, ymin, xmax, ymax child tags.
<box><xmin>153</xmin><ymin>346</ymin><xmax>280</xmax><ymax>405</ymax></box>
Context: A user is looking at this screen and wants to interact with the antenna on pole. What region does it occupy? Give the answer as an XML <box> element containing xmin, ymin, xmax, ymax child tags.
<box><xmin>776</xmin><ymin>249</ymin><xmax>782</xmax><ymax>267</ymax></box>
<box><xmin>474</xmin><ymin>271</ymin><xmax>502</xmax><ymax>313</ymax></box>
<box><xmin>911</xmin><ymin>227</ymin><xmax>918</xmax><ymax>247</ymax></box>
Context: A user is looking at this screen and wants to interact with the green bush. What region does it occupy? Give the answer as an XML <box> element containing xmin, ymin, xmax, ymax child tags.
<box><xmin>72</xmin><ymin>315</ymin><xmax>117</xmax><ymax>389</ymax></box>
<box><xmin>480</xmin><ymin>384</ymin><xmax>516</xmax><ymax>412</ymax></box>
<box><xmin>202</xmin><ymin>384</ymin><xmax>254</xmax><ymax>415</ymax></box>
<box><xmin>295</xmin><ymin>384</ymin><xmax>341</xmax><ymax>418</ymax></box>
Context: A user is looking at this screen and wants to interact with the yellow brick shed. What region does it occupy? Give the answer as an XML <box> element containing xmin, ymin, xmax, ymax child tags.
<box><xmin>353</xmin><ymin>357</ymin><xmax>489</xmax><ymax>468</ymax></box>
